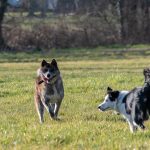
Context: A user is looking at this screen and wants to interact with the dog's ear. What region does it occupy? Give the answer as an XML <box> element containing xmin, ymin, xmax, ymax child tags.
<box><xmin>107</xmin><ymin>87</ymin><xmax>113</xmax><ymax>93</ymax></box>
<box><xmin>143</xmin><ymin>68</ymin><xmax>150</xmax><ymax>75</ymax></box>
<box><xmin>143</xmin><ymin>68</ymin><xmax>150</xmax><ymax>82</ymax></box>
<box><xmin>109</xmin><ymin>91</ymin><xmax>119</xmax><ymax>101</ymax></box>
<box><xmin>51</xmin><ymin>59</ymin><xmax>58</xmax><ymax>68</ymax></box>
<box><xmin>111</xmin><ymin>91</ymin><xmax>119</xmax><ymax>98</ymax></box>
<box><xmin>41</xmin><ymin>60</ymin><xmax>47</xmax><ymax>67</ymax></box>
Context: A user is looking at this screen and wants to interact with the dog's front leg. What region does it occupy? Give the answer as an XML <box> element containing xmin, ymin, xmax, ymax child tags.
<box><xmin>48</xmin><ymin>103</ymin><xmax>55</xmax><ymax>118</ymax></box>
<box><xmin>53</xmin><ymin>101</ymin><xmax>62</xmax><ymax>120</ymax></box>
<box><xmin>126</xmin><ymin>117</ymin><xmax>137</xmax><ymax>133</ymax></box>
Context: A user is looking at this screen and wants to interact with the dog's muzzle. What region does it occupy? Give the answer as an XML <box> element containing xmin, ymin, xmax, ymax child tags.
<box><xmin>40</xmin><ymin>74</ymin><xmax>57</xmax><ymax>84</ymax></box>
<box><xmin>98</xmin><ymin>106</ymin><xmax>104</xmax><ymax>111</ymax></box>
<box><xmin>98</xmin><ymin>105</ymin><xmax>110</xmax><ymax>111</ymax></box>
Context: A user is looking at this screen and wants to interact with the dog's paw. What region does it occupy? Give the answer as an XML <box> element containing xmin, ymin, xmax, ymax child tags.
<box><xmin>113</xmin><ymin>111</ymin><xmax>120</xmax><ymax>115</ymax></box>
<box><xmin>53</xmin><ymin>116</ymin><xmax>61</xmax><ymax>121</ymax></box>
<box><xmin>130</xmin><ymin>126</ymin><xmax>137</xmax><ymax>133</ymax></box>
<box><xmin>139</xmin><ymin>125</ymin><xmax>146</xmax><ymax>132</ymax></box>
<box><xmin>40</xmin><ymin>119</ymin><xmax>44</xmax><ymax>124</ymax></box>
<box><xmin>132</xmin><ymin>126</ymin><xmax>138</xmax><ymax>133</ymax></box>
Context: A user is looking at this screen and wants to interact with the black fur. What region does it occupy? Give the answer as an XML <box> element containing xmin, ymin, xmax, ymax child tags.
<box><xmin>124</xmin><ymin>68</ymin><xmax>150</xmax><ymax>129</ymax></box>
<box><xmin>107</xmin><ymin>87</ymin><xmax>119</xmax><ymax>102</ymax></box>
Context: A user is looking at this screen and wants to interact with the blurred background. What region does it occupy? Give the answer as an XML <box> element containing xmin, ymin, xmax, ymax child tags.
<box><xmin>0</xmin><ymin>0</ymin><xmax>150</xmax><ymax>51</ymax></box>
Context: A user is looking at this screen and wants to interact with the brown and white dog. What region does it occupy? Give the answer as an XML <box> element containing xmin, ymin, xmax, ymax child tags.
<box><xmin>34</xmin><ymin>59</ymin><xmax>64</xmax><ymax>123</ymax></box>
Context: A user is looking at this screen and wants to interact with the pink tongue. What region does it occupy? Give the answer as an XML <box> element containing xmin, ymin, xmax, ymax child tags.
<box><xmin>44</xmin><ymin>77</ymin><xmax>48</xmax><ymax>81</ymax></box>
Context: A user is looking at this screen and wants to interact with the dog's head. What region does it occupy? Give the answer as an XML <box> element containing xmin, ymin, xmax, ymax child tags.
<box><xmin>143</xmin><ymin>68</ymin><xmax>150</xmax><ymax>82</ymax></box>
<box><xmin>38</xmin><ymin>59</ymin><xmax>60</xmax><ymax>84</ymax></box>
<box><xmin>98</xmin><ymin>87</ymin><xmax>119</xmax><ymax>111</ymax></box>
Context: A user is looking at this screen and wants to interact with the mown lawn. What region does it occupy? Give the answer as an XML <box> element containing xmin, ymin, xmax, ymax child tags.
<box><xmin>1</xmin><ymin>47</ymin><xmax>150</xmax><ymax>149</ymax></box>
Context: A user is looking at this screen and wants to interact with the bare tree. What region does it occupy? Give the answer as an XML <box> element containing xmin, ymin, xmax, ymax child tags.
<box><xmin>28</xmin><ymin>0</ymin><xmax>36</xmax><ymax>16</ymax></box>
<box><xmin>119</xmin><ymin>0</ymin><xmax>150</xmax><ymax>43</ymax></box>
<box><xmin>0</xmin><ymin>0</ymin><xmax>7</xmax><ymax>47</ymax></box>
<box><xmin>40</xmin><ymin>0</ymin><xmax>48</xmax><ymax>17</ymax></box>
<box><xmin>56</xmin><ymin>0</ymin><xmax>76</xmax><ymax>14</ymax></box>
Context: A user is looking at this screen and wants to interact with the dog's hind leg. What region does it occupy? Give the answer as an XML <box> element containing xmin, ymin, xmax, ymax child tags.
<box><xmin>35</xmin><ymin>96</ymin><xmax>44</xmax><ymax>123</ymax></box>
<box><xmin>133</xmin><ymin>120</ymin><xmax>145</xmax><ymax>130</ymax></box>
<box><xmin>132</xmin><ymin>103</ymin><xmax>145</xmax><ymax>130</ymax></box>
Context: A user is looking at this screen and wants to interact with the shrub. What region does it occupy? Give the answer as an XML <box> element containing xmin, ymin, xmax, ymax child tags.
<box><xmin>3</xmin><ymin>17</ymin><xmax>119</xmax><ymax>51</ymax></box>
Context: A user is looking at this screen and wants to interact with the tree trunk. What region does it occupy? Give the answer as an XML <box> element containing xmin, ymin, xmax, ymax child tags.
<box><xmin>0</xmin><ymin>0</ymin><xmax>7</xmax><ymax>46</ymax></box>
<box><xmin>28</xmin><ymin>0</ymin><xmax>36</xmax><ymax>16</ymax></box>
<box><xmin>119</xmin><ymin>0</ymin><xmax>150</xmax><ymax>43</ymax></box>
<box><xmin>143</xmin><ymin>0</ymin><xmax>150</xmax><ymax>42</ymax></box>
<box><xmin>40</xmin><ymin>0</ymin><xmax>48</xmax><ymax>17</ymax></box>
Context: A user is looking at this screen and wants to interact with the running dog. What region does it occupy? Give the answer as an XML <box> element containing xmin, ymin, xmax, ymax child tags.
<box><xmin>97</xmin><ymin>87</ymin><xmax>135</xmax><ymax>132</ymax></box>
<box><xmin>98</xmin><ymin>68</ymin><xmax>150</xmax><ymax>133</ymax></box>
<box><xmin>34</xmin><ymin>59</ymin><xmax>64</xmax><ymax>123</ymax></box>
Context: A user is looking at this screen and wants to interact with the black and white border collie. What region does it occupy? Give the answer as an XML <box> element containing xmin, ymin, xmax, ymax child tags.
<box><xmin>98</xmin><ymin>68</ymin><xmax>150</xmax><ymax>133</ymax></box>
<box><xmin>98</xmin><ymin>87</ymin><xmax>137</xmax><ymax>133</ymax></box>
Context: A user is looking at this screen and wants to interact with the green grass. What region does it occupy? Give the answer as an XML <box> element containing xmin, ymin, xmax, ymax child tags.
<box><xmin>0</xmin><ymin>44</ymin><xmax>150</xmax><ymax>62</ymax></box>
<box><xmin>1</xmin><ymin>47</ymin><xmax>150</xmax><ymax>149</ymax></box>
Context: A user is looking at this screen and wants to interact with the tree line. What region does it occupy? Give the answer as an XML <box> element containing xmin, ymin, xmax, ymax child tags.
<box><xmin>0</xmin><ymin>0</ymin><xmax>150</xmax><ymax>50</ymax></box>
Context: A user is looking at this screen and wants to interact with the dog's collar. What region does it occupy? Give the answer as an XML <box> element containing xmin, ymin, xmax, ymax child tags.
<box><xmin>114</xmin><ymin>99</ymin><xmax>119</xmax><ymax>111</ymax></box>
<box><xmin>38</xmin><ymin>76</ymin><xmax>57</xmax><ymax>85</ymax></box>
<box><xmin>38</xmin><ymin>80</ymin><xmax>53</xmax><ymax>85</ymax></box>
<box><xmin>122</xmin><ymin>94</ymin><xmax>128</xmax><ymax>103</ymax></box>
<box><xmin>115</xmin><ymin>93</ymin><xmax>128</xmax><ymax>113</ymax></box>
<box><xmin>114</xmin><ymin>94</ymin><xmax>123</xmax><ymax>112</ymax></box>
<box><xmin>38</xmin><ymin>80</ymin><xmax>44</xmax><ymax>84</ymax></box>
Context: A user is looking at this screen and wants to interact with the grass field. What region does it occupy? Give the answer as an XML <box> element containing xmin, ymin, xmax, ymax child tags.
<box><xmin>1</xmin><ymin>47</ymin><xmax>150</xmax><ymax>149</ymax></box>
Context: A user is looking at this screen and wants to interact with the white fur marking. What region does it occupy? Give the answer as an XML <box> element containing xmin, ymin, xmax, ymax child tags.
<box><xmin>98</xmin><ymin>90</ymin><xmax>139</xmax><ymax>133</ymax></box>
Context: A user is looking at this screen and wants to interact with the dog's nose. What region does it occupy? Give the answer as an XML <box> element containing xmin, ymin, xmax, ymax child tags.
<box><xmin>47</xmin><ymin>74</ymin><xmax>50</xmax><ymax>78</ymax></box>
<box><xmin>98</xmin><ymin>106</ymin><xmax>101</xmax><ymax>109</ymax></box>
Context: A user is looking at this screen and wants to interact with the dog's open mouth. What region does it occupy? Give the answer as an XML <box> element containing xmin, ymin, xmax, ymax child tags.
<box><xmin>98</xmin><ymin>107</ymin><xmax>110</xmax><ymax>112</ymax></box>
<box><xmin>44</xmin><ymin>75</ymin><xmax>57</xmax><ymax>83</ymax></box>
<box><xmin>99</xmin><ymin>108</ymin><xmax>105</xmax><ymax>112</ymax></box>
<box><xmin>38</xmin><ymin>74</ymin><xmax>58</xmax><ymax>85</ymax></box>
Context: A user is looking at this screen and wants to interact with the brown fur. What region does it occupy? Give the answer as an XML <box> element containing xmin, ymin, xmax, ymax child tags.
<box><xmin>34</xmin><ymin>59</ymin><xmax>64</xmax><ymax>123</ymax></box>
